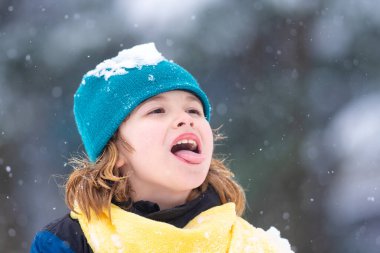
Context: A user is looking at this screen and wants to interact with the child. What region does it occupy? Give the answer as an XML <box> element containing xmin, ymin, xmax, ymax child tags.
<box><xmin>31</xmin><ymin>43</ymin><xmax>293</xmax><ymax>253</ymax></box>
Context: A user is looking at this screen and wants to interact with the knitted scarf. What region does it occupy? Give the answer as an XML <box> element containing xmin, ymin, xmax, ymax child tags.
<box><xmin>71</xmin><ymin>203</ymin><xmax>293</xmax><ymax>253</ymax></box>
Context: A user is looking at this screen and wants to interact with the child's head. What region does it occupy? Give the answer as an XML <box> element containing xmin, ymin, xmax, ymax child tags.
<box><xmin>73</xmin><ymin>43</ymin><xmax>211</xmax><ymax>162</ymax></box>
<box><xmin>67</xmin><ymin>43</ymin><xmax>245</xmax><ymax>218</ymax></box>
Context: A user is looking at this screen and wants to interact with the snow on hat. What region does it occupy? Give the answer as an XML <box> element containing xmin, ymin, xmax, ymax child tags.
<box><xmin>73</xmin><ymin>43</ymin><xmax>211</xmax><ymax>162</ymax></box>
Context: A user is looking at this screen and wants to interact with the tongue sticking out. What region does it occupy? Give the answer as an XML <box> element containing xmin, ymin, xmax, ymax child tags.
<box><xmin>174</xmin><ymin>150</ymin><xmax>205</xmax><ymax>164</ymax></box>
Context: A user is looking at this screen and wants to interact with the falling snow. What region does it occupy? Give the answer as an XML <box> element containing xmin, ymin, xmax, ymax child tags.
<box><xmin>8</xmin><ymin>228</ymin><xmax>16</xmax><ymax>237</ymax></box>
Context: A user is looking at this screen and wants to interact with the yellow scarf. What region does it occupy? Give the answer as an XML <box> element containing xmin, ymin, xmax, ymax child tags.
<box><xmin>71</xmin><ymin>203</ymin><xmax>293</xmax><ymax>253</ymax></box>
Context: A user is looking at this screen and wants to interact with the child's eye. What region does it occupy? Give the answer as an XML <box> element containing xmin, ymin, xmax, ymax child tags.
<box><xmin>148</xmin><ymin>108</ymin><xmax>165</xmax><ymax>114</ymax></box>
<box><xmin>187</xmin><ymin>108</ymin><xmax>203</xmax><ymax>116</ymax></box>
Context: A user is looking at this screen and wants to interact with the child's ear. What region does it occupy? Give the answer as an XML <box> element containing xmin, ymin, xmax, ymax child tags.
<box><xmin>115</xmin><ymin>156</ymin><xmax>126</xmax><ymax>168</ymax></box>
<box><xmin>113</xmin><ymin>131</ymin><xmax>126</xmax><ymax>168</ymax></box>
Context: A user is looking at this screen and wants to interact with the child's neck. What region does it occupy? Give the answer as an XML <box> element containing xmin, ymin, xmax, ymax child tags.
<box><xmin>131</xmin><ymin>189</ymin><xmax>191</xmax><ymax>210</ymax></box>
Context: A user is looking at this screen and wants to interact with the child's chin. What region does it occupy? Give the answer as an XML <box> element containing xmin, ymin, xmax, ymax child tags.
<box><xmin>177</xmin><ymin>173</ymin><xmax>209</xmax><ymax>190</ymax></box>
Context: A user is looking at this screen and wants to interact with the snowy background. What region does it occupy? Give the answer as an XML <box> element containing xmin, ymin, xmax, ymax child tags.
<box><xmin>1</xmin><ymin>0</ymin><xmax>380</xmax><ymax>252</ymax></box>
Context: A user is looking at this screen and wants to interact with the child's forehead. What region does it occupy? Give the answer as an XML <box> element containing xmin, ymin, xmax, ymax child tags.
<box><xmin>144</xmin><ymin>90</ymin><xmax>201</xmax><ymax>104</ymax></box>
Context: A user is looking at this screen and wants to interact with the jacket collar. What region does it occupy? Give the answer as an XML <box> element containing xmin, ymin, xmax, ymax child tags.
<box><xmin>113</xmin><ymin>186</ymin><xmax>221</xmax><ymax>228</ymax></box>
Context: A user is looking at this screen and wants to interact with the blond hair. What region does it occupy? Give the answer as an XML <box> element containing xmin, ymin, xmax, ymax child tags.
<box><xmin>66</xmin><ymin>136</ymin><xmax>246</xmax><ymax>220</ymax></box>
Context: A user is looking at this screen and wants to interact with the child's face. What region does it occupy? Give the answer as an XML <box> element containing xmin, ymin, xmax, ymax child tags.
<box><xmin>116</xmin><ymin>90</ymin><xmax>213</xmax><ymax>204</ymax></box>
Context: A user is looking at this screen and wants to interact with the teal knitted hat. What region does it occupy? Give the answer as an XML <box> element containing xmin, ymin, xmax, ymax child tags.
<box><xmin>73</xmin><ymin>43</ymin><xmax>211</xmax><ymax>162</ymax></box>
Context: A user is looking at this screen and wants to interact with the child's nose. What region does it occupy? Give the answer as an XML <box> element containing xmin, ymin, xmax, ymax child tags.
<box><xmin>174</xmin><ymin>112</ymin><xmax>194</xmax><ymax>128</ymax></box>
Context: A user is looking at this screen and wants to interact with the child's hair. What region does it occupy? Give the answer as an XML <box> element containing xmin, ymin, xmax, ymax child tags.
<box><xmin>65</xmin><ymin>134</ymin><xmax>246</xmax><ymax>220</ymax></box>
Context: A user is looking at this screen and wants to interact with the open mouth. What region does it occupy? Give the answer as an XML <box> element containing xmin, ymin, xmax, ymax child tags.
<box><xmin>170</xmin><ymin>139</ymin><xmax>200</xmax><ymax>155</ymax></box>
<box><xmin>170</xmin><ymin>134</ymin><xmax>205</xmax><ymax>164</ymax></box>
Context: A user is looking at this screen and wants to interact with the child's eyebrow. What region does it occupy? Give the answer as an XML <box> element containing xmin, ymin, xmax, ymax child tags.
<box><xmin>148</xmin><ymin>95</ymin><xmax>165</xmax><ymax>102</ymax></box>
<box><xmin>138</xmin><ymin>95</ymin><xmax>165</xmax><ymax>107</ymax></box>
<box><xmin>185</xmin><ymin>94</ymin><xmax>202</xmax><ymax>103</ymax></box>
